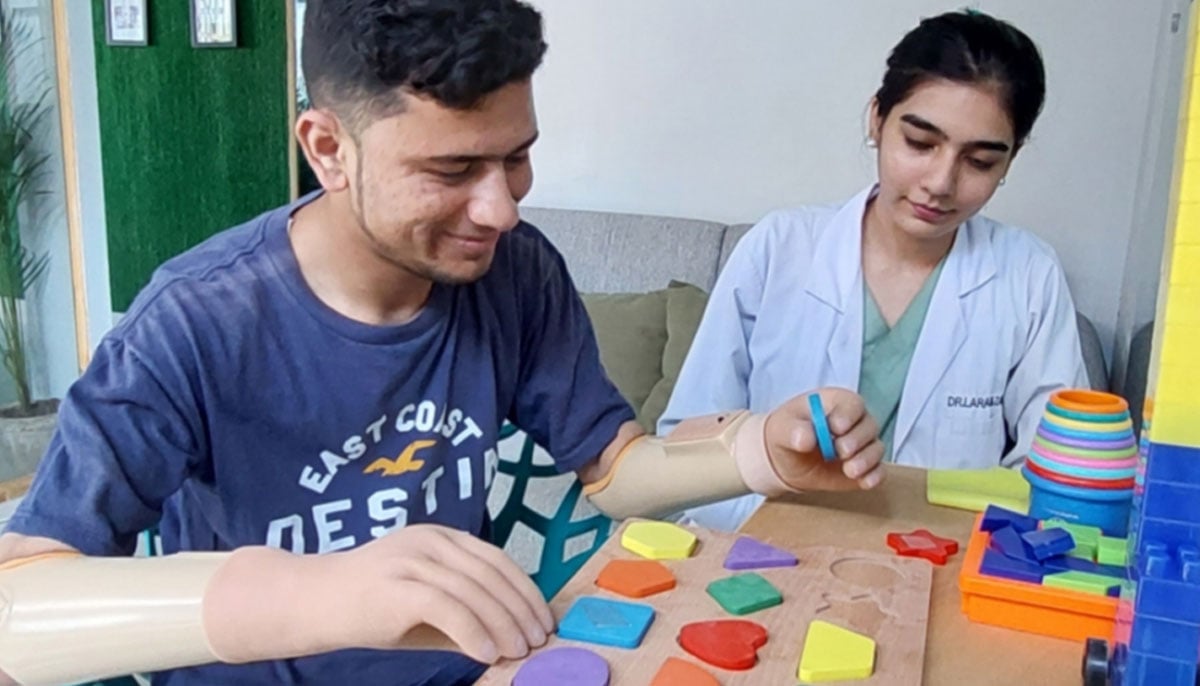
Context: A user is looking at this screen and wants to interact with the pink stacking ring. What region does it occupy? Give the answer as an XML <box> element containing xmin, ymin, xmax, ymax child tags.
<box><xmin>1031</xmin><ymin>442</ymin><xmax>1138</xmax><ymax>470</ymax></box>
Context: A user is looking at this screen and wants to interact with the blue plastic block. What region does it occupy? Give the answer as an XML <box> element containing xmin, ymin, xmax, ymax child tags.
<box><xmin>1131</xmin><ymin>575</ymin><xmax>1200</xmax><ymax>623</ymax></box>
<box><xmin>1108</xmin><ymin>585</ymin><xmax>1121</xmax><ymax>598</ymax></box>
<box><xmin>1043</xmin><ymin>554</ymin><xmax>1126</xmax><ymax>579</ymax></box>
<box><xmin>1180</xmin><ymin>545</ymin><xmax>1200</xmax><ymax>583</ymax></box>
<box><xmin>1021</xmin><ymin>528</ymin><xmax>1076</xmax><ymax>560</ymax></box>
<box><xmin>1141</xmin><ymin>481</ymin><xmax>1200</xmax><ymax>521</ymax></box>
<box><xmin>1121</xmin><ymin>651</ymin><xmax>1197</xmax><ymax>686</ymax></box>
<box><xmin>1145</xmin><ymin>442</ymin><xmax>1200</xmax><ymax>484</ymax></box>
<box><xmin>989</xmin><ymin>525</ymin><xmax>1036</xmax><ymax>562</ymax></box>
<box><xmin>980</xmin><ymin>505</ymin><xmax>1039</xmax><ymax>534</ymax></box>
<box><xmin>557</xmin><ymin>596</ymin><xmax>655</xmax><ymax>649</ymax></box>
<box><xmin>1142</xmin><ymin>542</ymin><xmax>1171</xmax><ymax>578</ymax></box>
<box><xmin>980</xmin><ymin>547</ymin><xmax>1044</xmax><ymax>583</ymax></box>
<box><xmin>1136</xmin><ymin>517</ymin><xmax>1200</xmax><ymax>554</ymax></box>
<box><xmin>1130</xmin><ymin>615</ymin><xmax>1200</xmax><ymax>662</ymax></box>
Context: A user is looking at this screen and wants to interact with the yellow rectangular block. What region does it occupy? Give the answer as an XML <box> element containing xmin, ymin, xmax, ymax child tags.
<box><xmin>1171</xmin><ymin>244</ymin><xmax>1200</xmax><ymax>282</ymax></box>
<box><xmin>1189</xmin><ymin>126</ymin><xmax>1200</xmax><ymax>161</ymax></box>
<box><xmin>1156</xmin><ymin>366</ymin><xmax>1200</xmax><ymax>405</ymax></box>
<box><xmin>1149</xmin><ymin>403</ymin><xmax>1200</xmax><ymax>447</ymax></box>
<box><xmin>1160</xmin><ymin>324</ymin><xmax>1200</xmax><ymax>363</ymax></box>
<box><xmin>1178</xmin><ymin>202</ymin><xmax>1200</xmax><ymax>245</ymax></box>
<box><xmin>1165</xmin><ymin>285</ymin><xmax>1200</xmax><ymax>324</ymax></box>
<box><xmin>1184</xmin><ymin>161</ymin><xmax>1200</xmax><ymax>203</ymax></box>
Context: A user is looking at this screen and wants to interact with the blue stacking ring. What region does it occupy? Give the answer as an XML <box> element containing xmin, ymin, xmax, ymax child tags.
<box><xmin>808</xmin><ymin>394</ymin><xmax>837</xmax><ymax>461</ymax></box>
<box><xmin>1037</xmin><ymin>425</ymin><xmax>1137</xmax><ymax>452</ymax></box>
<box><xmin>1045</xmin><ymin>403</ymin><xmax>1129</xmax><ymax>423</ymax></box>
<box><xmin>1026</xmin><ymin>451</ymin><xmax>1137</xmax><ymax>481</ymax></box>
<box><xmin>1037</xmin><ymin>420</ymin><xmax>1134</xmax><ymax>443</ymax></box>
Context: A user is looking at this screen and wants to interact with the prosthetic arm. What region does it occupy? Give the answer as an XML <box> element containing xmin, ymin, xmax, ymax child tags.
<box><xmin>584</xmin><ymin>410</ymin><xmax>797</xmax><ymax>520</ymax></box>
<box><xmin>0</xmin><ymin>545</ymin><xmax>457</xmax><ymax>686</ymax></box>
<box><xmin>0</xmin><ymin>411</ymin><xmax>791</xmax><ymax>685</ymax></box>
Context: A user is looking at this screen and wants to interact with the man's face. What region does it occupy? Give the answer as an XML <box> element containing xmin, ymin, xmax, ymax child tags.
<box><xmin>344</xmin><ymin>81</ymin><xmax>538</xmax><ymax>285</ymax></box>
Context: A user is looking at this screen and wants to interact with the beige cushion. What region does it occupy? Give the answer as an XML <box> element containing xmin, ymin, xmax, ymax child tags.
<box><xmin>642</xmin><ymin>281</ymin><xmax>709</xmax><ymax>429</ymax></box>
<box><xmin>582</xmin><ymin>282</ymin><xmax>709</xmax><ymax>433</ymax></box>
<box><xmin>581</xmin><ymin>290</ymin><xmax>669</xmax><ymax>428</ymax></box>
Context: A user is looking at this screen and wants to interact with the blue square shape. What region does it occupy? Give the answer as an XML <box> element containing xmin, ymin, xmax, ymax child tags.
<box><xmin>558</xmin><ymin>595</ymin><xmax>655</xmax><ymax>649</ymax></box>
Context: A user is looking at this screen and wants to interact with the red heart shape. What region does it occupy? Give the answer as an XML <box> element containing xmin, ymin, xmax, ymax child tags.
<box><xmin>677</xmin><ymin>619</ymin><xmax>769</xmax><ymax>670</ymax></box>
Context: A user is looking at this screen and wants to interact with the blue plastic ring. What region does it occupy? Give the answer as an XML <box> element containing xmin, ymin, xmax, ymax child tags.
<box><xmin>1036</xmin><ymin>420</ymin><xmax>1134</xmax><ymax>443</ymax></box>
<box><xmin>1046</xmin><ymin>404</ymin><xmax>1129</xmax><ymax>423</ymax></box>
<box><xmin>808</xmin><ymin>394</ymin><xmax>837</xmax><ymax>461</ymax></box>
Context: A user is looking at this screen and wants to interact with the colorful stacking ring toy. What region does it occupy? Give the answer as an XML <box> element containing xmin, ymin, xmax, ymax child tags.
<box><xmin>1024</xmin><ymin>389</ymin><xmax>1136</xmax><ymax>536</ymax></box>
<box><xmin>1026</xmin><ymin>452</ymin><xmax>1136</xmax><ymax>481</ymax></box>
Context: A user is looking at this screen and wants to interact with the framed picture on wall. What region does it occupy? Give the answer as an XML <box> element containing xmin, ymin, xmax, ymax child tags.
<box><xmin>190</xmin><ymin>0</ymin><xmax>238</xmax><ymax>48</ymax></box>
<box><xmin>104</xmin><ymin>0</ymin><xmax>148</xmax><ymax>47</ymax></box>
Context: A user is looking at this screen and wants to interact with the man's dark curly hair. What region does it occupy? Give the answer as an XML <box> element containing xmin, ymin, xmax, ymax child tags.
<box><xmin>302</xmin><ymin>0</ymin><xmax>547</xmax><ymax>130</ymax></box>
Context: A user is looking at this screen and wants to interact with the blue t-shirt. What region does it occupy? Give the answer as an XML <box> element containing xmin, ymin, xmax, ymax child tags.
<box><xmin>8</xmin><ymin>195</ymin><xmax>634</xmax><ymax>685</ymax></box>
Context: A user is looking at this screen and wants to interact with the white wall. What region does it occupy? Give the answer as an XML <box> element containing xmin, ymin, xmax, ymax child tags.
<box><xmin>524</xmin><ymin>0</ymin><xmax>1192</xmax><ymax>367</ymax></box>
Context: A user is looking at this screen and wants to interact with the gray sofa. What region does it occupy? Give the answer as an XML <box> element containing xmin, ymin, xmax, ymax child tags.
<box><xmin>487</xmin><ymin>205</ymin><xmax>1111</xmax><ymax>591</ymax></box>
<box><xmin>522</xmin><ymin>205</ymin><xmax>1109</xmax><ymax>393</ymax></box>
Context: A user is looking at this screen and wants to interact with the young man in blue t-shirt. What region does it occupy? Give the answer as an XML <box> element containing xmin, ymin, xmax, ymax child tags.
<box><xmin>0</xmin><ymin>1</ymin><xmax>886</xmax><ymax>684</ymax></box>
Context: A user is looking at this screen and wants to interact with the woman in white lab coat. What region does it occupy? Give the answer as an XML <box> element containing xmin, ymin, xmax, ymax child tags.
<box><xmin>662</xmin><ymin>10</ymin><xmax>1088</xmax><ymax>531</ymax></box>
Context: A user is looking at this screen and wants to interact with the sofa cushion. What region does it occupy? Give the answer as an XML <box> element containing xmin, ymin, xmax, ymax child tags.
<box><xmin>581</xmin><ymin>290</ymin><xmax>670</xmax><ymax>429</ymax></box>
<box><xmin>642</xmin><ymin>281</ymin><xmax>709</xmax><ymax>429</ymax></box>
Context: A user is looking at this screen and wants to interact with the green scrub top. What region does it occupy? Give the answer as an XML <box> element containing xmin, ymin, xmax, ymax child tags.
<box><xmin>860</xmin><ymin>259</ymin><xmax>947</xmax><ymax>461</ymax></box>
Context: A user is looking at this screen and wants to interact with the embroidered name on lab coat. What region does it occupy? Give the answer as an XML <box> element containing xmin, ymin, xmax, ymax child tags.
<box><xmin>946</xmin><ymin>395</ymin><xmax>1003</xmax><ymax>409</ymax></box>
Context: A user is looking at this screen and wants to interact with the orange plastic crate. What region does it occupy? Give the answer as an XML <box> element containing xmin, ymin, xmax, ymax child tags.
<box><xmin>958</xmin><ymin>515</ymin><xmax>1118</xmax><ymax>642</ymax></box>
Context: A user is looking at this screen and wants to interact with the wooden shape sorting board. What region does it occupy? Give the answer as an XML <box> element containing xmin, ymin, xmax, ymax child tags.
<box><xmin>478</xmin><ymin>519</ymin><xmax>933</xmax><ymax>685</ymax></box>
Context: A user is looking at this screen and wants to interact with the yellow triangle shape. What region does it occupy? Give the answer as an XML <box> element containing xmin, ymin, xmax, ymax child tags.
<box><xmin>797</xmin><ymin>620</ymin><xmax>876</xmax><ymax>683</ymax></box>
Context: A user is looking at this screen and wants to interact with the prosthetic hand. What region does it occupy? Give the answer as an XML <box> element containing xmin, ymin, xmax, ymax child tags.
<box><xmin>585</xmin><ymin>387</ymin><xmax>885</xmax><ymax>520</ymax></box>
<box><xmin>0</xmin><ymin>525</ymin><xmax>552</xmax><ymax>686</ymax></box>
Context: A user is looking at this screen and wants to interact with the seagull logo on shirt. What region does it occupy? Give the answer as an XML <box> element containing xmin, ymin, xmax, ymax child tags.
<box><xmin>364</xmin><ymin>439</ymin><xmax>437</xmax><ymax>477</ymax></box>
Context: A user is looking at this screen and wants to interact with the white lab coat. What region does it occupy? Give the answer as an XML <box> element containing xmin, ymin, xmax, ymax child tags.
<box><xmin>661</xmin><ymin>185</ymin><xmax>1089</xmax><ymax>531</ymax></box>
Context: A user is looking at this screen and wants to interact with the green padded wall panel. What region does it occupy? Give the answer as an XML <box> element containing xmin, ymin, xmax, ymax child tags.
<box><xmin>92</xmin><ymin>1</ymin><xmax>289</xmax><ymax>311</ymax></box>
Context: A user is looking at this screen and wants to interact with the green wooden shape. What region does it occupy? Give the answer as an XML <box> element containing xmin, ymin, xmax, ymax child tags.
<box><xmin>1097</xmin><ymin>536</ymin><xmax>1129</xmax><ymax>567</ymax></box>
<box><xmin>1042</xmin><ymin>571</ymin><xmax>1120</xmax><ymax>596</ymax></box>
<box><xmin>706</xmin><ymin>573</ymin><xmax>782</xmax><ymax>616</ymax></box>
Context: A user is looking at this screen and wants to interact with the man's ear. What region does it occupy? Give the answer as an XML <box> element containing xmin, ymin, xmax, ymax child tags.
<box><xmin>296</xmin><ymin>109</ymin><xmax>353</xmax><ymax>192</ymax></box>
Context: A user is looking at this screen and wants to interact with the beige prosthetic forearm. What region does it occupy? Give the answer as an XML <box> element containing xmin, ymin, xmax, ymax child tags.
<box><xmin>583</xmin><ymin>410</ymin><xmax>795</xmax><ymax>520</ymax></box>
<box><xmin>0</xmin><ymin>551</ymin><xmax>225</xmax><ymax>685</ymax></box>
<box><xmin>0</xmin><ymin>545</ymin><xmax>401</xmax><ymax>686</ymax></box>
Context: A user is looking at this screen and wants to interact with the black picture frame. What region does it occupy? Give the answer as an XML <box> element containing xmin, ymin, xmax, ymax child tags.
<box><xmin>190</xmin><ymin>0</ymin><xmax>238</xmax><ymax>49</ymax></box>
<box><xmin>104</xmin><ymin>0</ymin><xmax>149</xmax><ymax>47</ymax></box>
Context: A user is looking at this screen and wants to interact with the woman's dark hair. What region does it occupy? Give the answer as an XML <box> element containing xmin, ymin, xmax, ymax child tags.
<box><xmin>302</xmin><ymin>0</ymin><xmax>547</xmax><ymax>129</ymax></box>
<box><xmin>875</xmin><ymin>10</ymin><xmax>1046</xmax><ymax>150</ymax></box>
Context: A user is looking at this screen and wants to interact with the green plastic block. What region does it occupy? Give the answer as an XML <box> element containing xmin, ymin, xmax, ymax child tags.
<box><xmin>1042</xmin><ymin>571</ymin><xmax>1120</xmax><ymax>597</ymax></box>
<box><xmin>706</xmin><ymin>573</ymin><xmax>782</xmax><ymax>615</ymax></box>
<box><xmin>1097</xmin><ymin>536</ymin><xmax>1129</xmax><ymax>567</ymax></box>
<box><xmin>1043</xmin><ymin>519</ymin><xmax>1101</xmax><ymax>561</ymax></box>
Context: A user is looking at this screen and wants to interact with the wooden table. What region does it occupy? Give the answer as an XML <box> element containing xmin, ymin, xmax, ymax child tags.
<box><xmin>739</xmin><ymin>465</ymin><xmax>1083</xmax><ymax>685</ymax></box>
